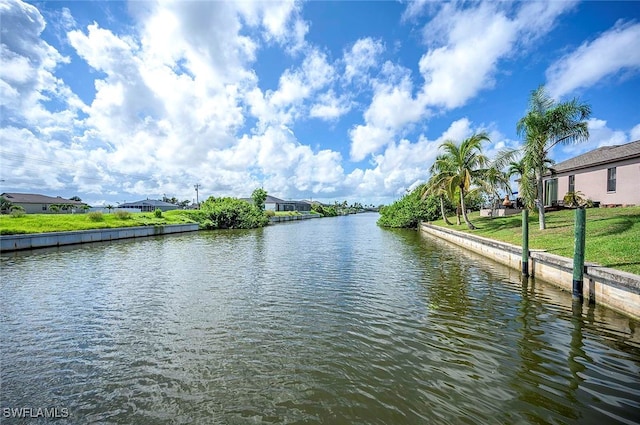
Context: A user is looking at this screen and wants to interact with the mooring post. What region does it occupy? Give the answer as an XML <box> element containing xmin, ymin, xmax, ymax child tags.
<box><xmin>522</xmin><ymin>209</ymin><xmax>529</xmax><ymax>277</ymax></box>
<box><xmin>572</xmin><ymin>208</ymin><xmax>586</xmax><ymax>301</ymax></box>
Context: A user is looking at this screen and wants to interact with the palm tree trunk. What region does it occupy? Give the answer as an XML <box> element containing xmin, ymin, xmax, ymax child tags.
<box><xmin>440</xmin><ymin>196</ymin><xmax>453</xmax><ymax>225</ymax></box>
<box><xmin>536</xmin><ymin>173</ymin><xmax>546</xmax><ymax>230</ymax></box>
<box><xmin>460</xmin><ymin>187</ymin><xmax>476</xmax><ymax>230</ymax></box>
<box><xmin>456</xmin><ymin>206</ymin><xmax>461</xmax><ymax>225</ymax></box>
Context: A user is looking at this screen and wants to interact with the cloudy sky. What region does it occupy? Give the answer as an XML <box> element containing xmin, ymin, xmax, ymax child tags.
<box><xmin>1</xmin><ymin>0</ymin><xmax>639</xmax><ymax>206</ymax></box>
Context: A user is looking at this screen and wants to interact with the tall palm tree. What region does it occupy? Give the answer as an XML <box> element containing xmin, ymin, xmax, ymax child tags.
<box><xmin>517</xmin><ymin>85</ymin><xmax>591</xmax><ymax>230</ymax></box>
<box><xmin>423</xmin><ymin>157</ymin><xmax>454</xmax><ymax>225</ymax></box>
<box><xmin>434</xmin><ymin>132</ymin><xmax>491</xmax><ymax>230</ymax></box>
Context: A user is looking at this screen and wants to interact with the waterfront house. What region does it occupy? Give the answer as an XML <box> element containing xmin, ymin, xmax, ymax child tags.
<box><xmin>241</xmin><ymin>195</ymin><xmax>312</xmax><ymax>212</ymax></box>
<box><xmin>0</xmin><ymin>193</ymin><xmax>87</xmax><ymax>214</ymax></box>
<box><xmin>264</xmin><ymin>195</ymin><xmax>312</xmax><ymax>212</ymax></box>
<box><xmin>542</xmin><ymin>139</ymin><xmax>640</xmax><ymax>207</ymax></box>
<box><xmin>118</xmin><ymin>199</ymin><xmax>180</xmax><ymax>212</ymax></box>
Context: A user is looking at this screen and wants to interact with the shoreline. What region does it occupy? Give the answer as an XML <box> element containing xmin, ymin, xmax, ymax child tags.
<box><xmin>0</xmin><ymin>223</ymin><xmax>199</xmax><ymax>252</ymax></box>
<box><xmin>420</xmin><ymin>222</ymin><xmax>640</xmax><ymax>320</ymax></box>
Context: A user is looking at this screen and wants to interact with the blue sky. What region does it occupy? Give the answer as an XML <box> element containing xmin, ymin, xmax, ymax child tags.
<box><xmin>1</xmin><ymin>0</ymin><xmax>639</xmax><ymax>206</ymax></box>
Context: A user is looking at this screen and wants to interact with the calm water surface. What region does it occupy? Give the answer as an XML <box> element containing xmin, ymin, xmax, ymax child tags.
<box><xmin>1</xmin><ymin>213</ymin><xmax>639</xmax><ymax>424</ymax></box>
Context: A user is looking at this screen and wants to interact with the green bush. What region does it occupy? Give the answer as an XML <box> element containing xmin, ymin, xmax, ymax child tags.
<box><xmin>200</xmin><ymin>196</ymin><xmax>269</xmax><ymax>229</ymax></box>
<box><xmin>114</xmin><ymin>210</ymin><xmax>132</xmax><ymax>220</ymax></box>
<box><xmin>264</xmin><ymin>210</ymin><xmax>275</xmax><ymax>217</ymax></box>
<box><xmin>10</xmin><ymin>206</ymin><xmax>25</xmax><ymax>218</ymax></box>
<box><xmin>377</xmin><ymin>185</ymin><xmax>441</xmax><ymax>228</ymax></box>
<box><xmin>312</xmin><ymin>204</ymin><xmax>338</xmax><ymax>217</ymax></box>
<box><xmin>154</xmin><ymin>208</ymin><xmax>163</xmax><ymax>218</ymax></box>
<box><xmin>87</xmin><ymin>211</ymin><xmax>104</xmax><ymax>222</ymax></box>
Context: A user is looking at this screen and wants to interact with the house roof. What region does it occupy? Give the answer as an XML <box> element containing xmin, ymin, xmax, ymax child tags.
<box><xmin>552</xmin><ymin>139</ymin><xmax>640</xmax><ymax>173</ymax></box>
<box><xmin>264</xmin><ymin>195</ymin><xmax>287</xmax><ymax>203</ymax></box>
<box><xmin>119</xmin><ymin>199</ymin><xmax>177</xmax><ymax>207</ymax></box>
<box><xmin>1</xmin><ymin>192</ymin><xmax>85</xmax><ymax>205</ymax></box>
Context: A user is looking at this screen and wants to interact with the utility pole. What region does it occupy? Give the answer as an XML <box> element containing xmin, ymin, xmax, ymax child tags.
<box><xmin>194</xmin><ymin>184</ymin><xmax>201</xmax><ymax>207</ymax></box>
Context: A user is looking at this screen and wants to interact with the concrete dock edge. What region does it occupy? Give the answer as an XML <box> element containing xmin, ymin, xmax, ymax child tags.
<box><xmin>0</xmin><ymin>223</ymin><xmax>200</xmax><ymax>252</ymax></box>
<box><xmin>419</xmin><ymin>222</ymin><xmax>640</xmax><ymax>320</ymax></box>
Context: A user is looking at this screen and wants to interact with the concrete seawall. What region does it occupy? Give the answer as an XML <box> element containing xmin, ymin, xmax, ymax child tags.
<box><xmin>0</xmin><ymin>223</ymin><xmax>200</xmax><ymax>252</ymax></box>
<box><xmin>420</xmin><ymin>222</ymin><xmax>640</xmax><ymax>320</ymax></box>
<box><xmin>269</xmin><ymin>214</ymin><xmax>321</xmax><ymax>223</ymax></box>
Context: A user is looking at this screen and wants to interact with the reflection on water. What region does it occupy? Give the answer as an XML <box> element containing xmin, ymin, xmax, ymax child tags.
<box><xmin>1</xmin><ymin>214</ymin><xmax>639</xmax><ymax>424</ymax></box>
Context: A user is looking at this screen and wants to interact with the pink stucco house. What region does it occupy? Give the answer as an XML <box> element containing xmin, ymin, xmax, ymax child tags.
<box><xmin>542</xmin><ymin>140</ymin><xmax>640</xmax><ymax>207</ymax></box>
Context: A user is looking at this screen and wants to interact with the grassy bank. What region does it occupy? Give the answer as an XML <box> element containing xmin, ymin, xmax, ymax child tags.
<box><xmin>0</xmin><ymin>210</ymin><xmax>201</xmax><ymax>235</ymax></box>
<box><xmin>427</xmin><ymin>206</ymin><xmax>640</xmax><ymax>275</ymax></box>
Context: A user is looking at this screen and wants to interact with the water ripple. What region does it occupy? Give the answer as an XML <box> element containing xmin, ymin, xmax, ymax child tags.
<box><xmin>1</xmin><ymin>216</ymin><xmax>639</xmax><ymax>424</ymax></box>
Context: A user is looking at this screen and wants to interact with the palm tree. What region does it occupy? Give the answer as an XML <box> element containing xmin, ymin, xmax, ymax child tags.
<box><xmin>517</xmin><ymin>85</ymin><xmax>591</xmax><ymax>230</ymax></box>
<box><xmin>423</xmin><ymin>157</ymin><xmax>454</xmax><ymax>225</ymax></box>
<box><xmin>434</xmin><ymin>132</ymin><xmax>491</xmax><ymax>230</ymax></box>
<box><xmin>478</xmin><ymin>166</ymin><xmax>512</xmax><ymax>214</ymax></box>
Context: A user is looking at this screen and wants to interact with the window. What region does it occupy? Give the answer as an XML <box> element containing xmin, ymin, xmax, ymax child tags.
<box><xmin>607</xmin><ymin>167</ymin><xmax>616</xmax><ymax>192</ymax></box>
<box><xmin>568</xmin><ymin>175</ymin><xmax>575</xmax><ymax>193</ymax></box>
<box><xmin>545</xmin><ymin>178</ymin><xmax>558</xmax><ymax>206</ymax></box>
<box><xmin>42</xmin><ymin>205</ymin><xmax>47</xmax><ymax>211</ymax></box>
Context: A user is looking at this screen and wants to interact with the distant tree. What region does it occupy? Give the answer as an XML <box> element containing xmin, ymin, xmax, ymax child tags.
<box><xmin>251</xmin><ymin>188</ymin><xmax>268</xmax><ymax>211</ymax></box>
<box><xmin>477</xmin><ymin>165</ymin><xmax>511</xmax><ymax>210</ymax></box>
<box><xmin>49</xmin><ymin>204</ymin><xmax>60</xmax><ymax>214</ymax></box>
<box><xmin>69</xmin><ymin>196</ymin><xmax>82</xmax><ymax>202</ymax></box>
<box><xmin>106</xmin><ymin>204</ymin><xmax>114</xmax><ymax>213</ymax></box>
<box><xmin>179</xmin><ymin>200</ymin><xmax>191</xmax><ymax>208</ymax></box>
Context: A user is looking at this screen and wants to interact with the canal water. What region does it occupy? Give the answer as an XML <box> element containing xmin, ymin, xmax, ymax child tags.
<box><xmin>1</xmin><ymin>213</ymin><xmax>639</xmax><ymax>424</ymax></box>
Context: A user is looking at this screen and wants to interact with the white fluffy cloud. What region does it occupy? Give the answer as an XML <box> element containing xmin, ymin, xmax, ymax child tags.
<box><xmin>558</xmin><ymin>118</ymin><xmax>638</xmax><ymax>157</ymax></box>
<box><xmin>343</xmin><ymin>37</ymin><xmax>385</xmax><ymax>84</ymax></box>
<box><xmin>419</xmin><ymin>3</ymin><xmax>516</xmax><ymax>109</ymax></box>
<box><xmin>1</xmin><ymin>0</ymin><xmax>635</xmax><ymax>207</ymax></box>
<box><xmin>349</xmin><ymin>73</ymin><xmax>426</xmax><ymax>161</ymax></box>
<box><xmin>546</xmin><ymin>21</ymin><xmax>640</xmax><ymax>98</ymax></box>
<box><xmin>348</xmin><ymin>1</ymin><xmax>576</xmax><ymax>162</ymax></box>
<box><xmin>630</xmin><ymin>124</ymin><xmax>640</xmax><ymax>142</ymax></box>
<box><xmin>309</xmin><ymin>90</ymin><xmax>352</xmax><ymax>121</ymax></box>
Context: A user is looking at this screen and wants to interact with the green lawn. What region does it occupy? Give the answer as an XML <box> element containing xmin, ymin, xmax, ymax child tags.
<box><xmin>427</xmin><ymin>206</ymin><xmax>640</xmax><ymax>275</ymax></box>
<box><xmin>0</xmin><ymin>210</ymin><xmax>200</xmax><ymax>235</ymax></box>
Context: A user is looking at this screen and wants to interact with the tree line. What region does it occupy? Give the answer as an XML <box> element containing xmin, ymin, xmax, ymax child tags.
<box><xmin>378</xmin><ymin>85</ymin><xmax>591</xmax><ymax>230</ymax></box>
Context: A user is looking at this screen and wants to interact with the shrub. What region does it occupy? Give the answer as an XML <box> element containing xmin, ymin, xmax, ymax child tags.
<box><xmin>114</xmin><ymin>210</ymin><xmax>132</xmax><ymax>220</ymax></box>
<box><xmin>312</xmin><ymin>204</ymin><xmax>338</xmax><ymax>217</ymax></box>
<box><xmin>87</xmin><ymin>211</ymin><xmax>104</xmax><ymax>222</ymax></box>
<box><xmin>563</xmin><ymin>191</ymin><xmax>593</xmax><ymax>208</ymax></box>
<box><xmin>377</xmin><ymin>185</ymin><xmax>441</xmax><ymax>228</ymax></box>
<box><xmin>264</xmin><ymin>210</ymin><xmax>275</xmax><ymax>217</ymax></box>
<box><xmin>154</xmin><ymin>208</ymin><xmax>163</xmax><ymax>218</ymax></box>
<box><xmin>200</xmin><ymin>196</ymin><xmax>269</xmax><ymax>229</ymax></box>
<box><xmin>10</xmin><ymin>206</ymin><xmax>25</xmax><ymax>218</ymax></box>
